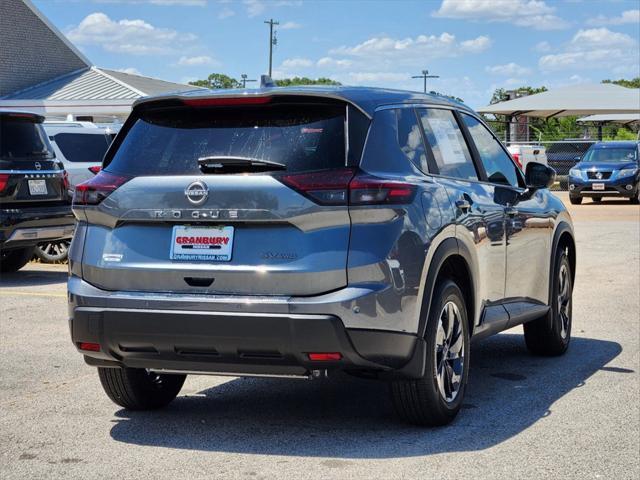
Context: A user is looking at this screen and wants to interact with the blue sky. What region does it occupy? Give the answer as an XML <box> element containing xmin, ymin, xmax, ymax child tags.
<box><xmin>34</xmin><ymin>0</ymin><xmax>640</xmax><ymax>108</ymax></box>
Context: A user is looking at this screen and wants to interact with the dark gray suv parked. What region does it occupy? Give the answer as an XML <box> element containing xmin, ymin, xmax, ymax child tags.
<box><xmin>68</xmin><ymin>87</ymin><xmax>576</xmax><ymax>426</ymax></box>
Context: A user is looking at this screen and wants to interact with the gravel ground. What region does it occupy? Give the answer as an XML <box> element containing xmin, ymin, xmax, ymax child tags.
<box><xmin>0</xmin><ymin>193</ymin><xmax>638</xmax><ymax>479</ymax></box>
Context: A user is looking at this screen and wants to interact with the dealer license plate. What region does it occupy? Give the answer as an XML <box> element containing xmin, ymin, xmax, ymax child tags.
<box><xmin>28</xmin><ymin>179</ymin><xmax>47</xmax><ymax>195</ymax></box>
<box><xmin>592</xmin><ymin>183</ymin><xmax>605</xmax><ymax>191</ymax></box>
<box><xmin>170</xmin><ymin>225</ymin><xmax>234</xmax><ymax>261</ymax></box>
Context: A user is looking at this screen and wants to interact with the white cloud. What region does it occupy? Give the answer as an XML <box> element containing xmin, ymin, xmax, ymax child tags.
<box><xmin>176</xmin><ymin>55</ymin><xmax>218</xmax><ymax>66</ymax></box>
<box><xmin>280</xmin><ymin>21</ymin><xmax>302</xmax><ymax>30</ymax></box>
<box><xmin>280</xmin><ymin>57</ymin><xmax>313</xmax><ymax>69</ymax></box>
<box><xmin>217</xmin><ymin>7</ymin><xmax>235</xmax><ymax>19</ymax></box>
<box><xmin>316</xmin><ymin>57</ymin><xmax>352</xmax><ymax>69</ymax></box>
<box><xmin>587</xmin><ymin>9</ymin><xmax>640</xmax><ymax>26</ymax></box>
<box><xmin>115</xmin><ymin>67</ymin><xmax>141</xmax><ymax>75</ymax></box>
<box><xmin>485</xmin><ymin>62</ymin><xmax>532</xmax><ymax>76</ymax></box>
<box><xmin>538</xmin><ymin>28</ymin><xmax>639</xmax><ymax>72</ymax></box>
<box><xmin>433</xmin><ymin>0</ymin><xmax>569</xmax><ymax>30</ymax></box>
<box><xmin>533</xmin><ymin>40</ymin><xmax>551</xmax><ymax>52</ymax></box>
<box><xmin>343</xmin><ymin>72</ymin><xmax>411</xmax><ymax>84</ymax></box>
<box><xmin>93</xmin><ymin>0</ymin><xmax>207</xmax><ymax>5</ymax></box>
<box><xmin>329</xmin><ymin>33</ymin><xmax>492</xmax><ymax>69</ymax></box>
<box><xmin>66</xmin><ymin>12</ymin><xmax>197</xmax><ymax>55</ymax></box>
<box><xmin>244</xmin><ymin>0</ymin><xmax>265</xmax><ymax>17</ymax></box>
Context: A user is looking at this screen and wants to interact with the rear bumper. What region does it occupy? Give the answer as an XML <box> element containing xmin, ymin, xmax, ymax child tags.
<box><xmin>1</xmin><ymin>204</ymin><xmax>74</xmax><ymax>250</ymax></box>
<box><xmin>68</xmin><ymin>276</ymin><xmax>418</xmax><ymax>376</ymax></box>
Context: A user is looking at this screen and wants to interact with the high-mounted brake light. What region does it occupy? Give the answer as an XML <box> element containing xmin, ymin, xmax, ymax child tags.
<box><xmin>73</xmin><ymin>171</ymin><xmax>130</xmax><ymax>206</ymax></box>
<box><xmin>0</xmin><ymin>174</ymin><xmax>9</xmax><ymax>192</ymax></box>
<box><xmin>88</xmin><ymin>166</ymin><xmax>102</xmax><ymax>175</ymax></box>
<box><xmin>308</xmin><ymin>352</ymin><xmax>342</xmax><ymax>361</ymax></box>
<box><xmin>182</xmin><ymin>96</ymin><xmax>272</xmax><ymax>107</ymax></box>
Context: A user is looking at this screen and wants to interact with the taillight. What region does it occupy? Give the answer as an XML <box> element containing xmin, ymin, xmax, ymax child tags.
<box><xmin>73</xmin><ymin>171</ymin><xmax>130</xmax><ymax>206</ymax></box>
<box><xmin>349</xmin><ymin>174</ymin><xmax>416</xmax><ymax>205</ymax></box>
<box><xmin>88</xmin><ymin>166</ymin><xmax>101</xmax><ymax>175</ymax></box>
<box><xmin>512</xmin><ymin>153</ymin><xmax>522</xmax><ymax>169</ymax></box>
<box><xmin>62</xmin><ymin>170</ymin><xmax>70</xmax><ymax>190</ymax></box>
<box><xmin>280</xmin><ymin>168</ymin><xmax>355</xmax><ymax>205</ymax></box>
<box><xmin>0</xmin><ymin>174</ymin><xmax>9</xmax><ymax>192</ymax></box>
<box><xmin>280</xmin><ymin>169</ymin><xmax>417</xmax><ymax>206</ymax></box>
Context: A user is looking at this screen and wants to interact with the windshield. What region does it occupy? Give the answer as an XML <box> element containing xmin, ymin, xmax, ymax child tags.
<box><xmin>53</xmin><ymin>132</ymin><xmax>111</xmax><ymax>163</ymax></box>
<box><xmin>582</xmin><ymin>147</ymin><xmax>638</xmax><ymax>163</ymax></box>
<box><xmin>105</xmin><ymin>104</ymin><xmax>346</xmax><ymax>176</ymax></box>
<box><xmin>0</xmin><ymin>116</ymin><xmax>54</xmax><ymax>160</ymax></box>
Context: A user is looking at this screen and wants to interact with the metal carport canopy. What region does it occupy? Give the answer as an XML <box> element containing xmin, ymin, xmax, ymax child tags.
<box><xmin>477</xmin><ymin>83</ymin><xmax>640</xmax><ymax>118</ymax></box>
<box><xmin>577</xmin><ymin>113</ymin><xmax>640</xmax><ymax>125</ymax></box>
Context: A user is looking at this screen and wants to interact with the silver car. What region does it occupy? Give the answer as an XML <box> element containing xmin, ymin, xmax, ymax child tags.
<box><xmin>68</xmin><ymin>87</ymin><xmax>575</xmax><ymax>426</ymax></box>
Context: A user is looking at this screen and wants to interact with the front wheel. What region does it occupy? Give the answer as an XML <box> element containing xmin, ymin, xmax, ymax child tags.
<box><xmin>98</xmin><ymin>367</ymin><xmax>186</xmax><ymax>410</ymax></box>
<box><xmin>630</xmin><ymin>189</ymin><xmax>640</xmax><ymax>204</ymax></box>
<box><xmin>569</xmin><ymin>196</ymin><xmax>582</xmax><ymax>205</ymax></box>
<box><xmin>390</xmin><ymin>279</ymin><xmax>470</xmax><ymax>426</ymax></box>
<box><xmin>524</xmin><ymin>249</ymin><xmax>573</xmax><ymax>356</ymax></box>
<box><xmin>592</xmin><ymin>197</ymin><xmax>602</xmax><ymax>203</ymax></box>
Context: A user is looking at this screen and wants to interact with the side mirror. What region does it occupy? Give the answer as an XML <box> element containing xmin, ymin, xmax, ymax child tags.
<box><xmin>525</xmin><ymin>161</ymin><xmax>556</xmax><ymax>190</ymax></box>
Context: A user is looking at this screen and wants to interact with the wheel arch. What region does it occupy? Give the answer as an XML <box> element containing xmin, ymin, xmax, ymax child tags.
<box><xmin>551</xmin><ymin>221</ymin><xmax>576</xmax><ymax>304</ymax></box>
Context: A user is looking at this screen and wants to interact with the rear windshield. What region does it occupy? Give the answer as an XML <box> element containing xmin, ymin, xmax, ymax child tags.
<box><xmin>52</xmin><ymin>132</ymin><xmax>111</xmax><ymax>163</ymax></box>
<box><xmin>582</xmin><ymin>147</ymin><xmax>637</xmax><ymax>163</ymax></box>
<box><xmin>0</xmin><ymin>116</ymin><xmax>54</xmax><ymax>160</ymax></box>
<box><xmin>105</xmin><ymin>104</ymin><xmax>346</xmax><ymax>176</ymax></box>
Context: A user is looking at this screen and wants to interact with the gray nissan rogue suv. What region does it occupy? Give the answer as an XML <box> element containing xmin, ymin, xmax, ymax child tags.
<box><xmin>68</xmin><ymin>86</ymin><xmax>575</xmax><ymax>426</ymax></box>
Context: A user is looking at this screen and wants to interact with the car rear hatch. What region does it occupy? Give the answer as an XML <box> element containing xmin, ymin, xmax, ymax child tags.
<box><xmin>0</xmin><ymin>112</ymin><xmax>68</xmax><ymax>208</ymax></box>
<box><xmin>75</xmin><ymin>95</ymin><xmax>370</xmax><ymax>296</ymax></box>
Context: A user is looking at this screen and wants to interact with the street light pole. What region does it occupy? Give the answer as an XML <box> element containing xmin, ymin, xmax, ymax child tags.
<box><xmin>264</xmin><ymin>18</ymin><xmax>279</xmax><ymax>77</ymax></box>
<box><xmin>411</xmin><ymin>69</ymin><xmax>440</xmax><ymax>93</ymax></box>
<box><xmin>240</xmin><ymin>74</ymin><xmax>256</xmax><ymax>88</ymax></box>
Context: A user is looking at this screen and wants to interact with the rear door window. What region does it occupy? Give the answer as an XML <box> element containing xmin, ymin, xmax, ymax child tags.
<box><xmin>417</xmin><ymin>108</ymin><xmax>477</xmax><ymax>181</ymax></box>
<box><xmin>53</xmin><ymin>133</ymin><xmax>111</xmax><ymax>163</ymax></box>
<box><xmin>105</xmin><ymin>104</ymin><xmax>346</xmax><ymax>176</ymax></box>
<box><xmin>460</xmin><ymin>113</ymin><xmax>522</xmax><ymax>187</ymax></box>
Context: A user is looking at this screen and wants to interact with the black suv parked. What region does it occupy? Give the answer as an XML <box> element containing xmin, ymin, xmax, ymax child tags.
<box><xmin>0</xmin><ymin>111</ymin><xmax>74</xmax><ymax>272</ymax></box>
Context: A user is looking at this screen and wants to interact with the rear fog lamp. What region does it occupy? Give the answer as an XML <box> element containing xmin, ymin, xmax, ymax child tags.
<box><xmin>308</xmin><ymin>352</ymin><xmax>342</xmax><ymax>361</ymax></box>
<box><xmin>78</xmin><ymin>342</ymin><xmax>101</xmax><ymax>352</ymax></box>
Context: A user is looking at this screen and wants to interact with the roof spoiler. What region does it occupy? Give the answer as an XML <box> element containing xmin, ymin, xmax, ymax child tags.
<box><xmin>260</xmin><ymin>75</ymin><xmax>275</xmax><ymax>88</ymax></box>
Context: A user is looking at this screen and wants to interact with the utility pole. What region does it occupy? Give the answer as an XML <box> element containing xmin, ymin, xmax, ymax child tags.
<box><xmin>411</xmin><ymin>69</ymin><xmax>439</xmax><ymax>93</ymax></box>
<box><xmin>240</xmin><ymin>74</ymin><xmax>256</xmax><ymax>88</ymax></box>
<box><xmin>264</xmin><ymin>18</ymin><xmax>279</xmax><ymax>77</ymax></box>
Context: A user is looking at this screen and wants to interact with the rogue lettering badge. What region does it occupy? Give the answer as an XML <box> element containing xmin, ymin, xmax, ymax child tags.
<box><xmin>185</xmin><ymin>180</ymin><xmax>209</xmax><ymax>205</ymax></box>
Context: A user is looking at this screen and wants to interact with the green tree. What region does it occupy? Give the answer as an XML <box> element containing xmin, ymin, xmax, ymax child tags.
<box><xmin>189</xmin><ymin>73</ymin><xmax>241</xmax><ymax>89</ymax></box>
<box><xmin>274</xmin><ymin>77</ymin><xmax>341</xmax><ymax>87</ymax></box>
<box><xmin>602</xmin><ymin>77</ymin><xmax>640</xmax><ymax>89</ymax></box>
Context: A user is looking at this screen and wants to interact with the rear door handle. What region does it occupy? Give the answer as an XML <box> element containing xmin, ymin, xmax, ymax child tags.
<box><xmin>455</xmin><ymin>199</ymin><xmax>471</xmax><ymax>212</ymax></box>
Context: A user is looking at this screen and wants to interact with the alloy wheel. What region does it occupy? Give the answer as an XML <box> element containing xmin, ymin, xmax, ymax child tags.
<box><xmin>434</xmin><ymin>301</ymin><xmax>465</xmax><ymax>402</ymax></box>
<box><xmin>557</xmin><ymin>263</ymin><xmax>571</xmax><ymax>339</ymax></box>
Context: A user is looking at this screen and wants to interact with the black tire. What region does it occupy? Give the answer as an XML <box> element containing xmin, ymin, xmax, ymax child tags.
<box><xmin>0</xmin><ymin>247</ymin><xmax>35</xmax><ymax>273</ymax></box>
<box><xmin>34</xmin><ymin>240</ymin><xmax>70</xmax><ymax>263</ymax></box>
<box><xmin>524</xmin><ymin>248</ymin><xmax>572</xmax><ymax>356</ymax></box>
<box><xmin>592</xmin><ymin>197</ymin><xmax>602</xmax><ymax>203</ymax></box>
<box><xmin>97</xmin><ymin>367</ymin><xmax>186</xmax><ymax>410</ymax></box>
<box><xmin>630</xmin><ymin>190</ymin><xmax>640</xmax><ymax>204</ymax></box>
<box><xmin>390</xmin><ymin>279</ymin><xmax>470</xmax><ymax>426</ymax></box>
<box><xmin>569</xmin><ymin>196</ymin><xmax>582</xmax><ymax>205</ymax></box>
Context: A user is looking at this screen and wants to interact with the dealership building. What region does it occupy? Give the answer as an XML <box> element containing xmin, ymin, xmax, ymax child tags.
<box><xmin>0</xmin><ymin>0</ymin><xmax>198</xmax><ymax>122</ymax></box>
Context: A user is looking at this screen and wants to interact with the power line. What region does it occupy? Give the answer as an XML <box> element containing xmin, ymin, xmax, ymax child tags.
<box><xmin>264</xmin><ymin>18</ymin><xmax>279</xmax><ymax>77</ymax></box>
<box><xmin>240</xmin><ymin>74</ymin><xmax>256</xmax><ymax>88</ymax></box>
<box><xmin>411</xmin><ymin>69</ymin><xmax>440</xmax><ymax>93</ymax></box>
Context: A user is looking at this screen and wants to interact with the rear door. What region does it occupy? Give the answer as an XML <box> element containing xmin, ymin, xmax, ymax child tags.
<box><xmin>416</xmin><ymin>108</ymin><xmax>507</xmax><ymax>305</ymax></box>
<box><xmin>0</xmin><ymin>113</ymin><xmax>67</xmax><ymax>208</ymax></box>
<box><xmin>78</xmin><ymin>99</ymin><xmax>357</xmax><ymax>296</ymax></box>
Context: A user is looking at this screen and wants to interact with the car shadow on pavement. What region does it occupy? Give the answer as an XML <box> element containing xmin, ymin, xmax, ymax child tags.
<box><xmin>110</xmin><ymin>334</ymin><xmax>622</xmax><ymax>458</ymax></box>
<box><xmin>0</xmin><ymin>268</ymin><xmax>67</xmax><ymax>287</ymax></box>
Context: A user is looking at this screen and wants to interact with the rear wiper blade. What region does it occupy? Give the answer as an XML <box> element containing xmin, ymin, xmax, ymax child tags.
<box><xmin>197</xmin><ymin>156</ymin><xmax>286</xmax><ymax>173</ymax></box>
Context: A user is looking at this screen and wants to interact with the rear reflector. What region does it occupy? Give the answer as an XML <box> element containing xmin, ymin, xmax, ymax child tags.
<box><xmin>0</xmin><ymin>174</ymin><xmax>9</xmax><ymax>192</ymax></box>
<box><xmin>182</xmin><ymin>96</ymin><xmax>272</xmax><ymax>107</ymax></box>
<box><xmin>308</xmin><ymin>352</ymin><xmax>342</xmax><ymax>361</ymax></box>
<box><xmin>78</xmin><ymin>342</ymin><xmax>101</xmax><ymax>352</ymax></box>
<box><xmin>88</xmin><ymin>166</ymin><xmax>102</xmax><ymax>175</ymax></box>
<box><xmin>73</xmin><ymin>171</ymin><xmax>130</xmax><ymax>206</ymax></box>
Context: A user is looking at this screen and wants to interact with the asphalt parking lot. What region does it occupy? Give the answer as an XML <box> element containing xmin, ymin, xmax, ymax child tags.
<box><xmin>1</xmin><ymin>193</ymin><xmax>638</xmax><ymax>480</ymax></box>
